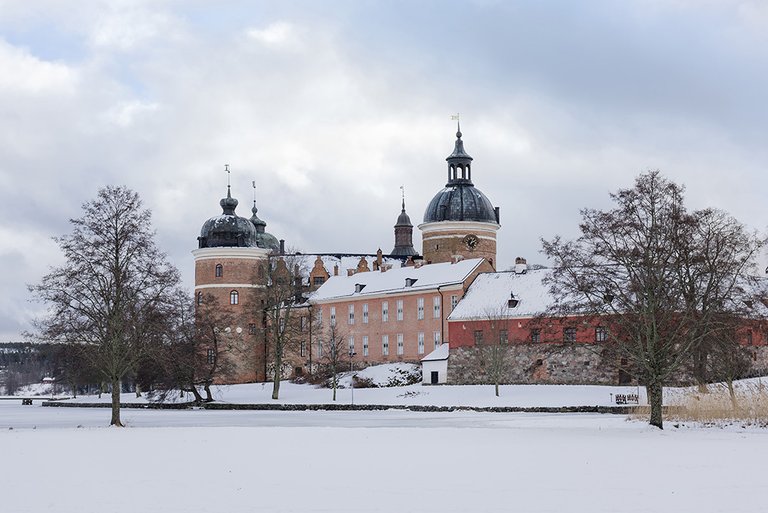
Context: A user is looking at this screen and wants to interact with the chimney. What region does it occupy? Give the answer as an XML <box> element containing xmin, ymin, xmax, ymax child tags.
<box><xmin>333</xmin><ymin>265</ymin><xmax>339</xmax><ymax>276</ymax></box>
<box><xmin>376</xmin><ymin>248</ymin><xmax>383</xmax><ymax>268</ymax></box>
<box><xmin>514</xmin><ymin>257</ymin><xmax>527</xmax><ymax>274</ymax></box>
<box><xmin>279</xmin><ymin>239</ymin><xmax>285</xmax><ymax>255</ymax></box>
<box><xmin>347</xmin><ymin>269</ymin><xmax>355</xmax><ymax>277</ymax></box>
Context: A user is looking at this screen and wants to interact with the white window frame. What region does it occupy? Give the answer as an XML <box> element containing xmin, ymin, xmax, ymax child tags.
<box><xmin>433</xmin><ymin>296</ymin><xmax>440</xmax><ymax>318</ymax></box>
<box><xmin>382</xmin><ymin>301</ymin><xmax>389</xmax><ymax>322</ymax></box>
<box><xmin>330</xmin><ymin>306</ymin><xmax>336</xmax><ymax>327</ymax></box>
<box><xmin>382</xmin><ymin>335</ymin><xmax>389</xmax><ymax>356</ymax></box>
<box><xmin>397</xmin><ymin>333</ymin><xmax>404</xmax><ymax>355</ymax></box>
<box><xmin>450</xmin><ymin>295</ymin><xmax>458</xmax><ymax>311</ymax></box>
<box><xmin>418</xmin><ymin>332</ymin><xmax>425</xmax><ymax>354</ymax></box>
<box><xmin>417</xmin><ymin>297</ymin><xmax>424</xmax><ymax>320</ymax></box>
<box><xmin>363</xmin><ymin>303</ymin><xmax>369</xmax><ymax>324</ymax></box>
<box><xmin>348</xmin><ymin>304</ymin><xmax>355</xmax><ymax>325</ymax></box>
<box><xmin>348</xmin><ymin>335</ymin><xmax>355</xmax><ymax>354</ymax></box>
<box><xmin>363</xmin><ymin>335</ymin><xmax>369</xmax><ymax>357</ymax></box>
<box><xmin>433</xmin><ymin>331</ymin><xmax>441</xmax><ymax>350</ymax></box>
<box><xmin>396</xmin><ymin>300</ymin><xmax>403</xmax><ymax>321</ymax></box>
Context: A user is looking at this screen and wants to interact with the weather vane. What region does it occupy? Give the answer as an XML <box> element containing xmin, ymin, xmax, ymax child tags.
<box><xmin>252</xmin><ymin>180</ymin><xmax>257</xmax><ymax>206</ymax></box>
<box><xmin>450</xmin><ymin>113</ymin><xmax>461</xmax><ymax>132</ymax></box>
<box><xmin>224</xmin><ymin>164</ymin><xmax>231</xmax><ymax>187</ymax></box>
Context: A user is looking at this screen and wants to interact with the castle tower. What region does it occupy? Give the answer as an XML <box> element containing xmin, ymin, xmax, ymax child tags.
<box><xmin>193</xmin><ymin>179</ymin><xmax>276</xmax><ymax>383</ymax></box>
<box><xmin>419</xmin><ymin>125</ymin><xmax>500</xmax><ymax>268</ymax></box>
<box><xmin>390</xmin><ymin>192</ymin><xmax>418</xmax><ymax>257</ymax></box>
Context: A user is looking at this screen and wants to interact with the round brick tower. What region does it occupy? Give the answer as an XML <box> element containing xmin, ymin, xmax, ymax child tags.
<box><xmin>192</xmin><ymin>183</ymin><xmax>279</xmax><ymax>382</ymax></box>
<box><xmin>419</xmin><ymin>126</ymin><xmax>500</xmax><ymax>268</ymax></box>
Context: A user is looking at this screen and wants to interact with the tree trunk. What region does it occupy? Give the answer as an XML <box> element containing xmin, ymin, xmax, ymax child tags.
<box><xmin>495</xmin><ymin>380</ymin><xmax>499</xmax><ymax>397</ymax></box>
<box><xmin>646</xmin><ymin>381</ymin><xmax>664</xmax><ymax>429</ymax></box>
<box><xmin>187</xmin><ymin>386</ymin><xmax>204</xmax><ymax>403</ymax></box>
<box><xmin>332</xmin><ymin>374</ymin><xmax>337</xmax><ymax>401</ymax></box>
<box><xmin>203</xmin><ymin>382</ymin><xmax>214</xmax><ymax>402</ymax></box>
<box><xmin>110</xmin><ymin>379</ymin><xmax>123</xmax><ymax>427</ymax></box>
<box><xmin>726</xmin><ymin>379</ymin><xmax>738</xmax><ymax>410</ymax></box>
<box><xmin>272</xmin><ymin>352</ymin><xmax>281</xmax><ymax>400</ymax></box>
<box><xmin>135</xmin><ymin>383</ymin><xmax>142</xmax><ymax>398</ymax></box>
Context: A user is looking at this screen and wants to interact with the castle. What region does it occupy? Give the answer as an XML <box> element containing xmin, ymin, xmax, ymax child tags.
<box><xmin>193</xmin><ymin>127</ymin><xmax>768</xmax><ymax>385</ymax></box>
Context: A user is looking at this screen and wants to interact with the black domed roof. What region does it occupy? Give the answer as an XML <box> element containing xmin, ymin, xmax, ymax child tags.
<box><xmin>250</xmin><ymin>204</ymin><xmax>280</xmax><ymax>252</ymax></box>
<box><xmin>423</xmin><ymin>185</ymin><xmax>497</xmax><ymax>223</ymax></box>
<box><xmin>198</xmin><ymin>187</ymin><xmax>259</xmax><ymax>248</ymax></box>
<box><xmin>422</xmin><ymin>127</ymin><xmax>498</xmax><ymax>225</ymax></box>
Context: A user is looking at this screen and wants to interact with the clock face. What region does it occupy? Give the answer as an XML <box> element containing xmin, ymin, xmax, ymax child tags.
<box><xmin>463</xmin><ymin>234</ymin><xmax>479</xmax><ymax>251</ymax></box>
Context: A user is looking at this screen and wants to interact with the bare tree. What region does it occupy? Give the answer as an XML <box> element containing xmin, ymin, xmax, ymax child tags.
<box><xmin>467</xmin><ymin>308</ymin><xmax>513</xmax><ymax>397</ymax></box>
<box><xmin>29</xmin><ymin>186</ymin><xmax>181</xmax><ymax>426</ymax></box>
<box><xmin>254</xmin><ymin>256</ymin><xmax>308</xmax><ymax>400</ymax></box>
<box><xmin>315</xmin><ymin>322</ymin><xmax>350</xmax><ymax>401</ymax></box>
<box><xmin>542</xmin><ymin>171</ymin><xmax>763</xmax><ymax>429</ymax></box>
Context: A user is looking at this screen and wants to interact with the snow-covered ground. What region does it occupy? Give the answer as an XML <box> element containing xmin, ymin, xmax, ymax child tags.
<box><xmin>1</xmin><ymin>403</ymin><xmax>766</xmax><ymax>513</ymax></box>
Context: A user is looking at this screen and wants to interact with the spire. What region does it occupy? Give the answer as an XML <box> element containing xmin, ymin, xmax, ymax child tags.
<box><xmin>445</xmin><ymin>120</ymin><xmax>473</xmax><ymax>185</ymax></box>
<box><xmin>219</xmin><ymin>164</ymin><xmax>238</xmax><ymax>215</ymax></box>
<box><xmin>249</xmin><ymin>179</ymin><xmax>267</xmax><ymax>232</ymax></box>
<box><xmin>392</xmin><ymin>186</ymin><xmax>417</xmax><ymax>256</ymax></box>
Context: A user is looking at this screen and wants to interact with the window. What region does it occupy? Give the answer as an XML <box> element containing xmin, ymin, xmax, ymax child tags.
<box><xmin>499</xmin><ymin>329</ymin><xmax>508</xmax><ymax>344</ymax></box>
<box><xmin>595</xmin><ymin>326</ymin><xmax>608</xmax><ymax>343</ymax></box>
<box><xmin>348</xmin><ymin>304</ymin><xmax>355</xmax><ymax>325</ymax></box>
<box><xmin>215</xmin><ymin>264</ymin><xmax>223</xmax><ymax>278</ymax></box>
<box><xmin>363</xmin><ymin>335</ymin><xmax>369</xmax><ymax>357</ymax></box>
<box><xmin>300</xmin><ymin>341</ymin><xmax>306</xmax><ymax>357</ymax></box>
<box><xmin>418</xmin><ymin>332</ymin><xmax>425</xmax><ymax>354</ymax></box>
<box><xmin>433</xmin><ymin>296</ymin><xmax>441</xmax><ymax>318</ymax></box>
<box><xmin>382</xmin><ymin>335</ymin><xmax>389</xmax><ymax>356</ymax></box>
<box><xmin>396</xmin><ymin>300</ymin><xmax>404</xmax><ymax>321</ymax></box>
<box><xmin>229</xmin><ymin>290</ymin><xmax>239</xmax><ymax>305</ymax></box>
<box><xmin>348</xmin><ymin>336</ymin><xmax>355</xmax><ymax>354</ymax></box>
<box><xmin>317</xmin><ymin>339</ymin><xmax>323</xmax><ymax>358</ymax></box>
<box><xmin>530</xmin><ymin>329</ymin><xmax>541</xmax><ymax>343</ymax></box>
<box><xmin>300</xmin><ymin>316</ymin><xmax>307</xmax><ymax>332</ymax></box>
<box><xmin>397</xmin><ymin>334</ymin><xmax>404</xmax><ymax>355</ymax></box>
<box><xmin>249</xmin><ymin>323</ymin><xmax>257</xmax><ymax>335</ymax></box>
<box><xmin>434</xmin><ymin>331</ymin><xmax>441</xmax><ymax>350</ymax></box>
<box><xmin>563</xmin><ymin>327</ymin><xmax>576</xmax><ymax>343</ymax></box>
<box><xmin>206</xmin><ymin>349</ymin><xmax>215</xmax><ymax>365</ymax></box>
<box><xmin>313</xmin><ymin>276</ymin><xmax>325</xmax><ymax>286</ymax></box>
<box><xmin>474</xmin><ymin>330</ymin><xmax>484</xmax><ymax>345</ymax></box>
<box><xmin>316</xmin><ymin>307</ymin><xmax>323</xmax><ymax>324</ymax></box>
<box><xmin>363</xmin><ymin>303</ymin><xmax>369</xmax><ymax>324</ymax></box>
<box><xmin>330</xmin><ymin>307</ymin><xmax>336</xmax><ymax>327</ymax></box>
<box><xmin>197</xmin><ymin>291</ymin><xmax>202</xmax><ymax>305</ymax></box>
<box><xmin>417</xmin><ymin>298</ymin><xmax>424</xmax><ymax>320</ymax></box>
<box><xmin>450</xmin><ymin>295</ymin><xmax>459</xmax><ymax>311</ymax></box>
<box><xmin>382</xmin><ymin>301</ymin><xmax>389</xmax><ymax>322</ymax></box>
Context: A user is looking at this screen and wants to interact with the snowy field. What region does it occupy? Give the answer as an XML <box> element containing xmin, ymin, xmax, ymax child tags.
<box><xmin>1</xmin><ymin>401</ymin><xmax>767</xmax><ymax>513</ymax></box>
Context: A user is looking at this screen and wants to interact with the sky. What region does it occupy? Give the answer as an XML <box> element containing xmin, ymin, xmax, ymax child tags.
<box><xmin>1</xmin><ymin>0</ymin><xmax>767</xmax><ymax>342</ymax></box>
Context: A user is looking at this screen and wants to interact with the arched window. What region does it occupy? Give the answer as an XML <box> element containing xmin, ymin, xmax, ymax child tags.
<box><xmin>197</xmin><ymin>291</ymin><xmax>202</xmax><ymax>305</ymax></box>
<box><xmin>215</xmin><ymin>264</ymin><xmax>223</xmax><ymax>278</ymax></box>
<box><xmin>230</xmin><ymin>290</ymin><xmax>239</xmax><ymax>305</ymax></box>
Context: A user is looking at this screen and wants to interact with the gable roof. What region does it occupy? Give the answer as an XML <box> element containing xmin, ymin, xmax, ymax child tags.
<box><xmin>448</xmin><ymin>268</ymin><xmax>553</xmax><ymax>320</ymax></box>
<box><xmin>311</xmin><ymin>258</ymin><xmax>485</xmax><ymax>302</ymax></box>
<box><xmin>421</xmin><ymin>343</ymin><xmax>449</xmax><ymax>362</ymax></box>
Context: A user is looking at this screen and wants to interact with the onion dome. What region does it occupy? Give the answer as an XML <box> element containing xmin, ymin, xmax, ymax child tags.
<box><xmin>198</xmin><ymin>187</ymin><xmax>259</xmax><ymax>248</ymax></box>
<box><xmin>423</xmin><ymin>127</ymin><xmax>498</xmax><ymax>224</ymax></box>
<box><xmin>250</xmin><ymin>203</ymin><xmax>280</xmax><ymax>252</ymax></box>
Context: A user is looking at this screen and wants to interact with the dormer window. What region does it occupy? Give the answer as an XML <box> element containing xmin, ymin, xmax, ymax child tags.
<box><xmin>405</xmin><ymin>278</ymin><xmax>417</xmax><ymax>288</ymax></box>
<box><xmin>508</xmin><ymin>292</ymin><xmax>519</xmax><ymax>309</ymax></box>
<box><xmin>355</xmin><ymin>283</ymin><xmax>366</xmax><ymax>293</ymax></box>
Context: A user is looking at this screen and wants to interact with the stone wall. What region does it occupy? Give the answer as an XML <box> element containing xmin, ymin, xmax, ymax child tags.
<box><xmin>447</xmin><ymin>344</ymin><xmax>768</xmax><ymax>386</ymax></box>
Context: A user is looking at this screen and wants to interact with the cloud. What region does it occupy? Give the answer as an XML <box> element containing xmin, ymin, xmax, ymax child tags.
<box><xmin>0</xmin><ymin>39</ymin><xmax>78</xmax><ymax>94</ymax></box>
<box><xmin>246</xmin><ymin>21</ymin><xmax>301</xmax><ymax>49</ymax></box>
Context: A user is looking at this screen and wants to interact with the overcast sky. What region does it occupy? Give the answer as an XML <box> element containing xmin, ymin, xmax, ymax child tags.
<box><xmin>1</xmin><ymin>0</ymin><xmax>767</xmax><ymax>342</ymax></box>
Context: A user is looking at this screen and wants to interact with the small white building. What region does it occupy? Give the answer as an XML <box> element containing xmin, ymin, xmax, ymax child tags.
<box><xmin>421</xmin><ymin>343</ymin><xmax>449</xmax><ymax>385</ymax></box>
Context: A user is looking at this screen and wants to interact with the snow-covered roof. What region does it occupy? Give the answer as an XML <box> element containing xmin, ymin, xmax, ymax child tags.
<box><xmin>448</xmin><ymin>269</ymin><xmax>553</xmax><ymax>320</ymax></box>
<box><xmin>421</xmin><ymin>343</ymin><xmax>449</xmax><ymax>362</ymax></box>
<box><xmin>311</xmin><ymin>258</ymin><xmax>485</xmax><ymax>302</ymax></box>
